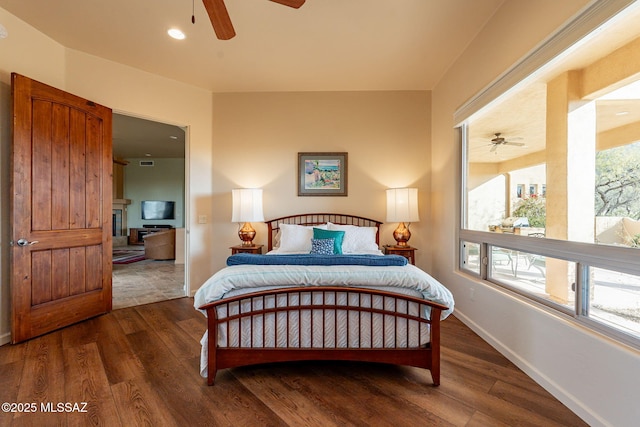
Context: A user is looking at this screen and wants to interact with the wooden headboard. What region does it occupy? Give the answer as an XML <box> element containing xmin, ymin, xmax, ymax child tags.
<box><xmin>265</xmin><ymin>213</ymin><xmax>383</xmax><ymax>251</ymax></box>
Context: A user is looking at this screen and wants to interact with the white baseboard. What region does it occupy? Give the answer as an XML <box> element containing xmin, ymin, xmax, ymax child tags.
<box><xmin>0</xmin><ymin>331</ymin><xmax>10</xmax><ymax>346</ymax></box>
<box><xmin>452</xmin><ymin>310</ymin><xmax>608</xmax><ymax>427</ymax></box>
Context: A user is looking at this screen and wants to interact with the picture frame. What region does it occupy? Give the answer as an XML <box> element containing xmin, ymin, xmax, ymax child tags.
<box><xmin>298</xmin><ymin>152</ymin><xmax>348</xmax><ymax>196</ymax></box>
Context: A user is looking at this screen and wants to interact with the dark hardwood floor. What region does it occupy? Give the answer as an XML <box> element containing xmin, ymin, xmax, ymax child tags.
<box><xmin>0</xmin><ymin>297</ymin><xmax>588</xmax><ymax>426</ymax></box>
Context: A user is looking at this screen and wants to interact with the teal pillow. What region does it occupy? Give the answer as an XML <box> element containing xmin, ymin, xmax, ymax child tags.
<box><xmin>313</xmin><ymin>228</ymin><xmax>345</xmax><ymax>254</ymax></box>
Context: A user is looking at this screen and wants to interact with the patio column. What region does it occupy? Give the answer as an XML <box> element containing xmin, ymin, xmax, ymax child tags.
<box><xmin>545</xmin><ymin>71</ymin><xmax>596</xmax><ymax>303</ymax></box>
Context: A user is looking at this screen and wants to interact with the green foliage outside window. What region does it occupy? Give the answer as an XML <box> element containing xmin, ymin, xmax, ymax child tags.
<box><xmin>512</xmin><ymin>194</ymin><xmax>546</xmax><ymax>228</ymax></box>
<box><xmin>595</xmin><ymin>142</ymin><xmax>640</xmax><ymax>220</ymax></box>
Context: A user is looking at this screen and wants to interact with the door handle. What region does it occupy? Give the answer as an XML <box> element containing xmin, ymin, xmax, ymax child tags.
<box><xmin>16</xmin><ymin>238</ymin><xmax>39</xmax><ymax>247</ymax></box>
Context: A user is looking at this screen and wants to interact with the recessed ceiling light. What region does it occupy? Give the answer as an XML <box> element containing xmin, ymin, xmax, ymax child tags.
<box><xmin>145</xmin><ymin>153</ymin><xmax>152</xmax><ymax>157</ymax></box>
<box><xmin>615</xmin><ymin>111</ymin><xmax>629</xmax><ymax>116</ymax></box>
<box><xmin>170</xmin><ymin>135</ymin><xmax>178</xmax><ymax>139</ymax></box>
<box><xmin>168</xmin><ymin>28</ymin><xmax>186</xmax><ymax>40</ymax></box>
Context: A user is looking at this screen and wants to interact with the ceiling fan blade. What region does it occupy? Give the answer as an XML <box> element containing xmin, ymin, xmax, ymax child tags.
<box><xmin>490</xmin><ymin>144</ymin><xmax>498</xmax><ymax>152</ymax></box>
<box><xmin>269</xmin><ymin>0</ymin><xmax>306</xmax><ymax>8</ymax></box>
<box><xmin>202</xmin><ymin>0</ymin><xmax>236</xmax><ymax>40</ymax></box>
<box><xmin>504</xmin><ymin>141</ymin><xmax>525</xmax><ymax>147</ymax></box>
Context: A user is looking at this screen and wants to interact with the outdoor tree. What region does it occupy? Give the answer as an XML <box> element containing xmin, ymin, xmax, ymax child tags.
<box><xmin>512</xmin><ymin>194</ymin><xmax>546</xmax><ymax>227</ymax></box>
<box><xmin>595</xmin><ymin>142</ymin><xmax>640</xmax><ymax>219</ymax></box>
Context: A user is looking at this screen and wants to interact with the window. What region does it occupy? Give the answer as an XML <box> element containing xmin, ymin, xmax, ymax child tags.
<box><xmin>460</xmin><ymin>241</ymin><xmax>481</xmax><ymax>276</ymax></box>
<box><xmin>489</xmin><ymin>246</ymin><xmax>574</xmax><ymax>313</ymax></box>
<box><xmin>459</xmin><ymin>1</ymin><xmax>640</xmax><ymax>348</ymax></box>
<box><xmin>586</xmin><ymin>267</ymin><xmax>640</xmax><ymax>338</ymax></box>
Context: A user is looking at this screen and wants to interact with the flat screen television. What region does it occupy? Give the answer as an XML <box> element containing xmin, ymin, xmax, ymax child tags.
<box><xmin>141</xmin><ymin>200</ymin><xmax>175</xmax><ymax>220</ymax></box>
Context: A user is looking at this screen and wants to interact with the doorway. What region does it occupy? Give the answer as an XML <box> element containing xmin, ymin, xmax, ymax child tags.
<box><xmin>111</xmin><ymin>113</ymin><xmax>187</xmax><ymax>309</ymax></box>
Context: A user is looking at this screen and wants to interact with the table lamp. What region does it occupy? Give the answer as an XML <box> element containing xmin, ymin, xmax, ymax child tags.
<box><xmin>231</xmin><ymin>188</ymin><xmax>264</xmax><ymax>246</ymax></box>
<box><xmin>386</xmin><ymin>188</ymin><xmax>419</xmax><ymax>247</ymax></box>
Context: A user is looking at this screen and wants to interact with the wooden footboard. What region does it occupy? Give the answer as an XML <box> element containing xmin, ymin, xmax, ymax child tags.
<box><xmin>199</xmin><ymin>286</ymin><xmax>448</xmax><ymax>386</ymax></box>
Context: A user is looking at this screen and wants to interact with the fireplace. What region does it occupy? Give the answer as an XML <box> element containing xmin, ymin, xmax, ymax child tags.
<box><xmin>112</xmin><ymin>199</ymin><xmax>131</xmax><ymax>245</ymax></box>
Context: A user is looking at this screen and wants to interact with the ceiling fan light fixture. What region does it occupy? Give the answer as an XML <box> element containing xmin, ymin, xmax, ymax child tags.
<box><xmin>488</xmin><ymin>132</ymin><xmax>525</xmax><ymax>153</ymax></box>
<box><xmin>168</xmin><ymin>28</ymin><xmax>186</xmax><ymax>40</ymax></box>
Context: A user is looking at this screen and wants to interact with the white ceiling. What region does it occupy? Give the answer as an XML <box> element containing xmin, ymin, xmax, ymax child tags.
<box><xmin>0</xmin><ymin>0</ymin><xmax>504</xmax><ymax>92</ymax></box>
<box><xmin>6</xmin><ymin>1</ymin><xmax>639</xmax><ymax>163</ymax></box>
<box><xmin>112</xmin><ymin>114</ymin><xmax>185</xmax><ymax>160</ymax></box>
<box><xmin>0</xmin><ymin>0</ymin><xmax>506</xmax><ymax>159</ymax></box>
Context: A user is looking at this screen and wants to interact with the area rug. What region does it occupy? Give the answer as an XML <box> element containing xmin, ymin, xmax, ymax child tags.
<box><xmin>113</xmin><ymin>249</ymin><xmax>146</xmax><ymax>264</ymax></box>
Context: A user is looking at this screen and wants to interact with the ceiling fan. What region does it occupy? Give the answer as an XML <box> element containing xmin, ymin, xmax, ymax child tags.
<box><xmin>202</xmin><ymin>0</ymin><xmax>306</xmax><ymax>40</ymax></box>
<box><xmin>489</xmin><ymin>133</ymin><xmax>525</xmax><ymax>152</ymax></box>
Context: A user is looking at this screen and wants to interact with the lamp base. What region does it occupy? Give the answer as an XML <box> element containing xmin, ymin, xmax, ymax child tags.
<box><xmin>238</xmin><ymin>222</ymin><xmax>256</xmax><ymax>246</ymax></box>
<box><xmin>392</xmin><ymin>222</ymin><xmax>411</xmax><ymax>247</ymax></box>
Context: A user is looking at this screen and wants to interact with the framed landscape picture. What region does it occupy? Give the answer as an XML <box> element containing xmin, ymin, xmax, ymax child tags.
<box><xmin>298</xmin><ymin>152</ymin><xmax>348</xmax><ymax>196</ymax></box>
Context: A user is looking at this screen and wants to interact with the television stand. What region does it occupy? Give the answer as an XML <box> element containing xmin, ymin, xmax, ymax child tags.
<box><xmin>143</xmin><ymin>224</ymin><xmax>172</xmax><ymax>229</ymax></box>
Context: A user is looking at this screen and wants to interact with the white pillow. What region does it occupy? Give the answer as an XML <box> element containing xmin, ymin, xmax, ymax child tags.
<box><xmin>276</xmin><ymin>223</ymin><xmax>327</xmax><ymax>253</ymax></box>
<box><xmin>327</xmin><ymin>223</ymin><xmax>379</xmax><ymax>253</ymax></box>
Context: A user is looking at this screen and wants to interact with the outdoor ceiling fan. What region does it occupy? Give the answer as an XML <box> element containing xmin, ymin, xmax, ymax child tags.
<box><xmin>202</xmin><ymin>0</ymin><xmax>306</xmax><ymax>40</ymax></box>
<box><xmin>489</xmin><ymin>132</ymin><xmax>525</xmax><ymax>152</ymax></box>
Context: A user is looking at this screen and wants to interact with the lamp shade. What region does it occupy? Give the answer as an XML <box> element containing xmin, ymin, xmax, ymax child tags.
<box><xmin>386</xmin><ymin>188</ymin><xmax>419</xmax><ymax>223</ymax></box>
<box><xmin>231</xmin><ymin>188</ymin><xmax>264</xmax><ymax>222</ymax></box>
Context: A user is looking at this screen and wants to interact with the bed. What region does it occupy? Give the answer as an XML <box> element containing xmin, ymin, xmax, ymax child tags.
<box><xmin>194</xmin><ymin>213</ymin><xmax>454</xmax><ymax>386</ymax></box>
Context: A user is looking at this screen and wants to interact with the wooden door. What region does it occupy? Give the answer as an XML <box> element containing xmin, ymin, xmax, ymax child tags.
<box><xmin>10</xmin><ymin>73</ymin><xmax>113</xmax><ymax>343</ymax></box>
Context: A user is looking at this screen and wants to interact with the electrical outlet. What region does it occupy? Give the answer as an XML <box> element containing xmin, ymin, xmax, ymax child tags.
<box><xmin>198</xmin><ymin>215</ymin><xmax>207</xmax><ymax>224</ymax></box>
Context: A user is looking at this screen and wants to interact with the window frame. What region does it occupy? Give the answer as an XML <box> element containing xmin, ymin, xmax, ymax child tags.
<box><xmin>459</xmin><ymin>231</ymin><xmax>640</xmax><ymax>348</ymax></box>
<box><xmin>457</xmin><ymin>0</ymin><xmax>640</xmax><ymax>350</ymax></box>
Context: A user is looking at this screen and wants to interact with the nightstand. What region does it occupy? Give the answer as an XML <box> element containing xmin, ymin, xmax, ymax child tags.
<box><xmin>384</xmin><ymin>245</ymin><xmax>417</xmax><ymax>265</ymax></box>
<box><xmin>230</xmin><ymin>244</ymin><xmax>263</xmax><ymax>255</ymax></box>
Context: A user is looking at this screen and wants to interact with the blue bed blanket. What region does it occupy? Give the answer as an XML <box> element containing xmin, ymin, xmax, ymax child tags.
<box><xmin>227</xmin><ymin>253</ymin><xmax>408</xmax><ymax>267</ymax></box>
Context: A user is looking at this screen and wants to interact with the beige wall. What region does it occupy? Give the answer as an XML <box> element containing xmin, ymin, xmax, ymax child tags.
<box><xmin>0</xmin><ymin>7</ymin><xmax>214</xmax><ymax>344</ymax></box>
<box><xmin>432</xmin><ymin>1</ymin><xmax>639</xmax><ymax>426</ymax></box>
<box><xmin>63</xmin><ymin>50</ymin><xmax>214</xmax><ymax>293</ymax></box>
<box><xmin>0</xmin><ymin>68</ymin><xmax>10</xmax><ymax>348</ymax></box>
<box><xmin>0</xmin><ymin>8</ymin><xmax>432</xmax><ymax>345</ymax></box>
<box><xmin>0</xmin><ymin>8</ymin><xmax>65</xmax><ymax>88</ymax></box>
<box><xmin>3</xmin><ymin>1</ymin><xmax>639</xmax><ymax>425</ymax></box>
<box><xmin>0</xmin><ymin>7</ymin><xmax>69</xmax><ymax>347</ymax></box>
<box><xmin>211</xmin><ymin>91</ymin><xmax>432</xmax><ymax>272</ymax></box>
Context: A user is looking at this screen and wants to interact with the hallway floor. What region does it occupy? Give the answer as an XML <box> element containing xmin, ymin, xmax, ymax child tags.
<box><xmin>112</xmin><ymin>255</ymin><xmax>185</xmax><ymax>310</ymax></box>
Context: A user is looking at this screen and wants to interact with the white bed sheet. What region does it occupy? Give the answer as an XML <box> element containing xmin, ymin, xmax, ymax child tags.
<box><xmin>194</xmin><ymin>263</ymin><xmax>454</xmax><ymax>378</ymax></box>
<box><xmin>194</xmin><ymin>263</ymin><xmax>454</xmax><ymax>317</ymax></box>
